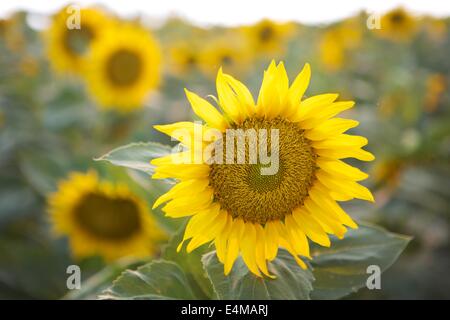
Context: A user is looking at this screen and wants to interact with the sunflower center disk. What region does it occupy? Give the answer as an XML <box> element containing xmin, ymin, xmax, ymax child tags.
<box><xmin>209</xmin><ymin>117</ymin><xmax>317</xmax><ymax>224</ymax></box>
<box><xmin>106</xmin><ymin>49</ymin><xmax>142</xmax><ymax>87</ymax></box>
<box><xmin>74</xmin><ymin>192</ymin><xmax>141</xmax><ymax>240</ymax></box>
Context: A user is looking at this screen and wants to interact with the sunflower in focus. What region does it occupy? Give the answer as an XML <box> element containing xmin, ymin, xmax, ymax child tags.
<box><xmin>152</xmin><ymin>61</ymin><xmax>374</xmax><ymax>277</ymax></box>
<box><xmin>377</xmin><ymin>7</ymin><xmax>418</xmax><ymax>42</ymax></box>
<box><xmin>199</xmin><ymin>35</ymin><xmax>252</xmax><ymax>78</ymax></box>
<box><xmin>241</xmin><ymin>19</ymin><xmax>294</xmax><ymax>57</ymax></box>
<box><xmin>45</xmin><ymin>7</ymin><xmax>111</xmax><ymax>74</ymax></box>
<box><xmin>48</xmin><ymin>171</ymin><xmax>165</xmax><ymax>261</ymax></box>
<box><xmin>84</xmin><ymin>23</ymin><xmax>162</xmax><ymax>111</ymax></box>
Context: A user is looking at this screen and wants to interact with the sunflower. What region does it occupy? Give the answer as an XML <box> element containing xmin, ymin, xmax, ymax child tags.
<box><xmin>241</xmin><ymin>19</ymin><xmax>294</xmax><ymax>57</ymax></box>
<box><xmin>45</xmin><ymin>7</ymin><xmax>111</xmax><ymax>74</ymax></box>
<box><xmin>199</xmin><ymin>35</ymin><xmax>252</xmax><ymax>78</ymax></box>
<box><xmin>83</xmin><ymin>23</ymin><xmax>162</xmax><ymax>111</ymax></box>
<box><xmin>168</xmin><ymin>41</ymin><xmax>202</xmax><ymax>76</ymax></box>
<box><xmin>151</xmin><ymin>61</ymin><xmax>375</xmax><ymax>277</ymax></box>
<box><xmin>424</xmin><ymin>74</ymin><xmax>446</xmax><ymax>113</ymax></box>
<box><xmin>377</xmin><ymin>7</ymin><xmax>417</xmax><ymax>42</ymax></box>
<box><xmin>48</xmin><ymin>171</ymin><xmax>165</xmax><ymax>261</ymax></box>
<box><xmin>319</xmin><ymin>18</ymin><xmax>362</xmax><ymax>72</ymax></box>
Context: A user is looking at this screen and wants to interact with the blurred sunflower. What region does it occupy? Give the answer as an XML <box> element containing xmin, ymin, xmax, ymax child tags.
<box><xmin>152</xmin><ymin>61</ymin><xmax>374</xmax><ymax>277</ymax></box>
<box><xmin>377</xmin><ymin>7</ymin><xmax>418</xmax><ymax>42</ymax></box>
<box><xmin>45</xmin><ymin>7</ymin><xmax>111</xmax><ymax>74</ymax></box>
<box><xmin>48</xmin><ymin>171</ymin><xmax>165</xmax><ymax>261</ymax></box>
<box><xmin>319</xmin><ymin>31</ymin><xmax>345</xmax><ymax>72</ymax></box>
<box><xmin>319</xmin><ymin>19</ymin><xmax>362</xmax><ymax>72</ymax></box>
<box><xmin>422</xmin><ymin>16</ymin><xmax>447</xmax><ymax>42</ymax></box>
<box><xmin>424</xmin><ymin>74</ymin><xmax>446</xmax><ymax>113</ymax></box>
<box><xmin>84</xmin><ymin>23</ymin><xmax>162</xmax><ymax>111</ymax></box>
<box><xmin>168</xmin><ymin>41</ymin><xmax>202</xmax><ymax>76</ymax></box>
<box><xmin>199</xmin><ymin>35</ymin><xmax>252</xmax><ymax>78</ymax></box>
<box><xmin>241</xmin><ymin>19</ymin><xmax>294</xmax><ymax>57</ymax></box>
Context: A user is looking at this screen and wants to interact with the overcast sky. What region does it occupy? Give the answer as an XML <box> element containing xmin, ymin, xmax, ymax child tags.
<box><xmin>1</xmin><ymin>0</ymin><xmax>449</xmax><ymax>26</ymax></box>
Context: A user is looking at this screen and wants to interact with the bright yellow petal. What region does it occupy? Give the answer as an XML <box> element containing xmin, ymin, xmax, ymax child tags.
<box><xmin>312</xmin><ymin>134</ymin><xmax>368</xmax><ymax>149</ymax></box>
<box><xmin>284</xmin><ymin>215</ymin><xmax>311</xmax><ymax>258</ymax></box>
<box><xmin>186</xmin><ymin>210</ymin><xmax>228</xmax><ymax>253</ymax></box>
<box><xmin>177</xmin><ymin>204</ymin><xmax>221</xmax><ymax>251</ymax></box>
<box><xmin>254</xmin><ymin>224</ymin><xmax>274</xmax><ymax>278</ymax></box>
<box><xmin>308</xmin><ymin>186</ymin><xmax>358</xmax><ymax>229</ymax></box>
<box><xmin>299</xmin><ymin>101</ymin><xmax>355</xmax><ymax>129</ymax></box>
<box><xmin>264</xmin><ymin>220</ymin><xmax>280</xmax><ymax>261</ymax></box>
<box><xmin>153</xmin><ymin>179</ymin><xmax>209</xmax><ymax>209</ymax></box>
<box><xmin>221</xmin><ymin>73</ymin><xmax>256</xmax><ymax>118</ymax></box>
<box><xmin>216</xmin><ymin>68</ymin><xmax>243</xmax><ymax>123</ymax></box>
<box><xmin>316</xmin><ymin>170</ymin><xmax>375</xmax><ymax>202</ymax></box>
<box><xmin>292</xmin><ymin>208</ymin><xmax>331</xmax><ymax>247</ymax></box>
<box><xmin>163</xmin><ymin>187</ymin><xmax>213</xmax><ymax>217</ymax></box>
<box><xmin>305</xmin><ymin>118</ymin><xmax>359</xmax><ymax>141</ymax></box>
<box><xmin>224</xmin><ymin>218</ymin><xmax>245</xmax><ymax>275</ymax></box>
<box><xmin>304</xmin><ymin>197</ymin><xmax>347</xmax><ymax>239</ymax></box>
<box><xmin>240</xmin><ymin>223</ymin><xmax>262</xmax><ymax>277</ymax></box>
<box><xmin>185</xmin><ymin>89</ymin><xmax>228</xmax><ymax>131</ymax></box>
<box><xmin>215</xmin><ymin>213</ymin><xmax>233</xmax><ymax>263</ymax></box>
<box><xmin>292</xmin><ymin>93</ymin><xmax>339</xmax><ymax>122</ymax></box>
<box><xmin>286</xmin><ymin>63</ymin><xmax>311</xmax><ymax>118</ymax></box>
<box><xmin>316</xmin><ymin>158</ymin><xmax>368</xmax><ymax>181</ymax></box>
<box><xmin>315</xmin><ymin>147</ymin><xmax>375</xmax><ymax>161</ymax></box>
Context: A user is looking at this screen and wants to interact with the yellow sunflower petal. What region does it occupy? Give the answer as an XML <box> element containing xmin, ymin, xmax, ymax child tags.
<box><xmin>240</xmin><ymin>223</ymin><xmax>262</xmax><ymax>277</ymax></box>
<box><xmin>316</xmin><ymin>158</ymin><xmax>369</xmax><ymax>181</ymax></box>
<box><xmin>316</xmin><ymin>170</ymin><xmax>375</xmax><ymax>202</ymax></box>
<box><xmin>153</xmin><ymin>179</ymin><xmax>209</xmax><ymax>209</ymax></box>
<box><xmin>293</xmin><ymin>93</ymin><xmax>339</xmax><ymax>122</ymax></box>
<box><xmin>299</xmin><ymin>101</ymin><xmax>355</xmax><ymax>129</ymax></box>
<box><xmin>315</xmin><ymin>146</ymin><xmax>375</xmax><ymax>161</ymax></box>
<box><xmin>305</xmin><ymin>118</ymin><xmax>359</xmax><ymax>141</ymax></box>
<box><xmin>309</xmin><ymin>186</ymin><xmax>358</xmax><ymax>229</ymax></box>
<box><xmin>215</xmin><ymin>213</ymin><xmax>233</xmax><ymax>263</ymax></box>
<box><xmin>224</xmin><ymin>218</ymin><xmax>245</xmax><ymax>275</ymax></box>
<box><xmin>284</xmin><ymin>215</ymin><xmax>311</xmax><ymax>258</ymax></box>
<box><xmin>312</xmin><ymin>134</ymin><xmax>368</xmax><ymax>149</ymax></box>
<box><xmin>221</xmin><ymin>73</ymin><xmax>256</xmax><ymax>118</ymax></box>
<box><xmin>177</xmin><ymin>204</ymin><xmax>221</xmax><ymax>251</ymax></box>
<box><xmin>254</xmin><ymin>224</ymin><xmax>274</xmax><ymax>278</ymax></box>
<box><xmin>216</xmin><ymin>68</ymin><xmax>243</xmax><ymax>123</ymax></box>
<box><xmin>292</xmin><ymin>208</ymin><xmax>331</xmax><ymax>247</ymax></box>
<box><xmin>264</xmin><ymin>220</ymin><xmax>280</xmax><ymax>261</ymax></box>
<box><xmin>286</xmin><ymin>63</ymin><xmax>311</xmax><ymax>118</ymax></box>
<box><xmin>185</xmin><ymin>89</ymin><xmax>228</xmax><ymax>131</ymax></box>
<box><xmin>186</xmin><ymin>210</ymin><xmax>228</xmax><ymax>253</ymax></box>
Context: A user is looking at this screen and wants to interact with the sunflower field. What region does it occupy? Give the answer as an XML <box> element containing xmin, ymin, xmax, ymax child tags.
<box><xmin>0</xmin><ymin>4</ymin><xmax>449</xmax><ymax>301</ymax></box>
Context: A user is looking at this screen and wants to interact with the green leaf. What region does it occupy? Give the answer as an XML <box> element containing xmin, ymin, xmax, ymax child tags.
<box><xmin>100</xmin><ymin>260</ymin><xmax>196</xmax><ymax>300</ymax></box>
<box><xmin>310</xmin><ymin>224</ymin><xmax>411</xmax><ymax>300</ymax></box>
<box><xmin>95</xmin><ymin>142</ymin><xmax>172</xmax><ymax>175</ymax></box>
<box><xmin>202</xmin><ymin>249</ymin><xmax>314</xmax><ymax>300</ymax></box>
<box><xmin>163</xmin><ymin>226</ymin><xmax>214</xmax><ymax>299</ymax></box>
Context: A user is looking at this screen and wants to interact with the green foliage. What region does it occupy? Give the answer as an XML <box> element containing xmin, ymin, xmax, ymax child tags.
<box><xmin>99</xmin><ymin>224</ymin><xmax>409</xmax><ymax>300</ymax></box>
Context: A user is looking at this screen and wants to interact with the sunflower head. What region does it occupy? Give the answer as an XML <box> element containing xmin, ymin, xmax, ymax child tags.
<box><xmin>378</xmin><ymin>7</ymin><xmax>418</xmax><ymax>42</ymax></box>
<box><xmin>45</xmin><ymin>7</ymin><xmax>111</xmax><ymax>74</ymax></box>
<box><xmin>83</xmin><ymin>23</ymin><xmax>162</xmax><ymax>111</ymax></box>
<box><xmin>168</xmin><ymin>41</ymin><xmax>202</xmax><ymax>76</ymax></box>
<box><xmin>48</xmin><ymin>171</ymin><xmax>165</xmax><ymax>261</ymax></box>
<box><xmin>241</xmin><ymin>19</ymin><xmax>295</xmax><ymax>57</ymax></box>
<box><xmin>198</xmin><ymin>35</ymin><xmax>252</xmax><ymax>78</ymax></box>
<box><xmin>151</xmin><ymin>61</ymin><xmax>375</xmax><ymax>277</ymax></box>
